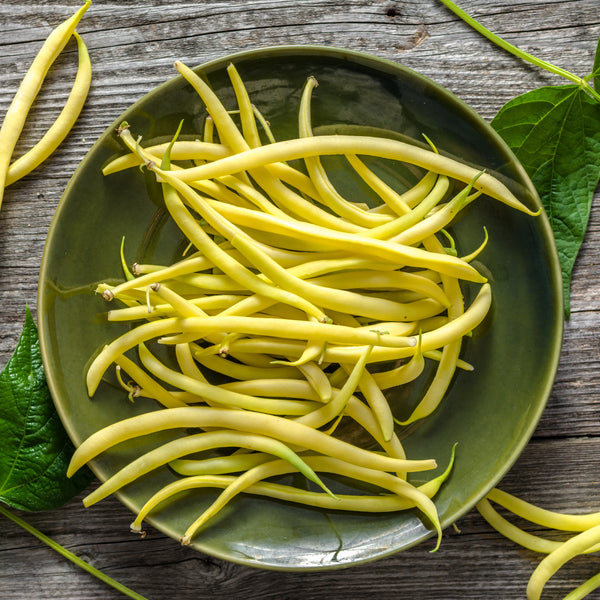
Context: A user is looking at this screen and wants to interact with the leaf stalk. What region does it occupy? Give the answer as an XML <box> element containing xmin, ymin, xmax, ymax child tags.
<box><xmin>438</xmin><ymin>0</ymin><xmax>600</xmax><ymax>103</ymax></box>
<box><xmin>0</xmin><ymin>503</ymin><xmax>149</xmax><ymax>600</ymax></box>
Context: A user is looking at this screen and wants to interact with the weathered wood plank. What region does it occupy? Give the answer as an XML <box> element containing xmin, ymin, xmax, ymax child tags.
<box><xmin>1</xmin><ymin>1</ymin><xmax>599</xmax><ymax>598</ymax></box>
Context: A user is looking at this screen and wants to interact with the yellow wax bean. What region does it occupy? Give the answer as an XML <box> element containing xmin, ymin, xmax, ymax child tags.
<box><xmin>488</xmin><ymin>488</ymin><xmax>600</xmax><ymax>532</ymax></box>
<box><xmin>342</xmin><ymin>362</ymin><xmax>394</xmax><ymax>442</ymax></box>
<box><xmin>149</xmin><ymin>283</ymin><xmax>207</xmax><ymax>318</ymax></box>
<box><xmin>175</xmin><ymin>343</ymin><xmax>209</xmax><ymax>384</ymax></box>
<box><xmin>161</xmin><ymin>388</ymin><xmax>407</xmax><ymax>471</ymax></box>
<box><xmin>219</xmin><ymin>378</ymin><xmax>327</xmax><ymax>399</ymax></box>
<box><xmin>477</xmin><ymin>498</ymin><xmax>565</xmax><ymax>554</ymax></box>
<box><xmin>284</xmin><ymin>255</ymin><xmax>397</xmax><ymax>278</ymax></box>
<box><xmin>344</xmin><ymin>397</ymin><xmax>407</xmax><ymax>472</ymax></box>
<box><xmin>163</xmin><ymin>133</ymin><xmax>538</xmax><ymax>216</ymax></box>
<box><xmin>162</xmin><ymin>315</ymin><xmax>417</xmax><ymax>350</ymax></box>
<box><xmin>270</xmin><ymin>327</ymin><xmax>327</xmax><ymax>368</ymax></box>
<box><xmin>347</xmin><ymin>154</ymin><xmax>438</xmax><ymax>215</ymax></box>
<box><xmin>298</xmin><ymin>76</ymin><xmax>391</xmax><ymax>227</ymax></box>
<box><xmin>224</xmin><ymin>282</ymin><xmax>490</xmax><ymax>364</ymax></box>
<box><xmin>226</xmin><ymin>63</ymin><xmax>261</xmax><ymax>148</ymax></box>
<box><xmin>267</xmin><ymin>160</ymin><xmax>333</xmax><ymax>204</ymax></box>
<box><xmin>373</xmin><ymin>341</ymin><xmax>425</xmax><ymax>390</ymax></box>
<box><xmin>83</xmin><ymin>430</ymin><xmax>332</xmax><ymax>507</ymax></box>
<box><xmin>6</xmin><ymin>32</ymin><xmax>91</xmax><ymax>185</ymax></box>
<box><xmin>397</xmin><ymin>234</ymin><xmax>465</xmax><ymax>424</ymax></box>
<box><xmin>527</xmin><ymin>524</ymin><xmax>600</xmax><ymax>600</ymax></box>
<box><xmin>174</xmin><ymin>453</ymin><xmax>441</xmax><ymax>548</ymax></box>
<box><xmin>107</xmin><ymin>295</ymin><xmax>242</xmax><ymax>322</ymax></box>
<box><xmin>147</xmin><ymin>472</ymin><xmax>427</xmax><ymax>515</ymax></box>
<box><xmin>174</xmin><ymin>62</ymin><xmax>366</xmax><ymax>234</ymax></box>
<box><xmin>106</xmin><ymin>138</ymin><xmax>323</xmax><ymax>212</ymax></box>
<box><xmin>0</xmin><ymin>1</ymin><xmax>90</xmax><ymax>209</ymax></box>
<box><xmin>203</xmin><ymin>115</ymin><xmax>214</xmax><ymax>143</ymax></box>
<box><xmin>113</xmin><ymin>353</ymin><xmax>187</xmax><ymax>409</ymax></box>
<box><xmin>87</xmin><ymin>318</ymin><xmax>184</xmax><ymax>395</ymax></box>
<box><xmin>230</xmin><ymin>233</ymin><xmax>445</xmax><ymax>321</ymax></box>
<box><xmin>173</xmin><ymin>443</ymin><xmax>455</xmax><ymax>500</ymax></box>
<box><xmin>193</xmin><ymin>348</ymin><xmax>303</xmax><ymax>381</ymax></box>
<box><xmin>240</xmin><ymin>243</ymin><xmax>346</xmax><ymax>270</ymax></box>
<box><xmin>361</xmin><ymin>175</ymin><xmax>451</xmax><ymax>240</ymax></box>
<box><xmin>461</xmin><ymin>227</ymin><xmax>490</xmax><ymax>263</ymax></box>
<box><xmin>100</xmin><ymin>254</ymin><xmax>216</xmax><ymax>300</ymax></box>
<box><xmin>137</xmin><ymin>343</ymin><xmax>319</xmax><ymax>416</ymax></box>
<box><xmin>391</xmin><ymin>189</ymin><xmax>481</xmax><ymax>246</ymax></box>
<box><xmin>174</xmin><ymin>61</ymin><xmax>247</xmax><ymax>152</ymax></box>
<box><xmin>308</xmin><ymin>269</ymin><xmax>450</xmax><ymax>309</ymax></box>
<box><xmin>67</xmin><ymin>406</ymin><xmax>437</xmax><ymax>477</ymax></box>
<box><xmin>121</xmin><ymin>129</ymin><xmax>329</xmax><ymax>322</ymax></box>
<box><xmin>170</xmin><ymin>453</ymin><xmax>274</xmax><ymax>476</ymax></box>
<box><xmin>215</xmin><ymin>295</ymin><xmax>282</xmax><ymax>318</ymax></box>
<box><xmin>562</xmin><ymin>574</ymin><xmax>600</xmax><ymax>600</ymax></box>
<box><xmin>297</xmin><ymin>361</ymin><xmax>332</xmax><ymax>402</ymax></box>
<box><xmin>102</xmin><ymin>140</ymin><xmax>230</xmax><ymax>175</ymax></box>
<box><xmin>424</xmin><ymin>350</ymin><xmax>473</xmax><ymax>371</ymax></box>
<box><xmin>478</xmin><ymin>496</ymin><xmax>600</xmax><ymax>554</ymax></box>
<box><xmin>251</xmin><ymin>103</ymin><xmax>277</xmax><ymax>143</ymax></box>
<box><xmin>212</xmin><ymin>173</ymin><xmax>292</xmax><ymax>218</ymax></box>
<box><xmin>294</xmin><ymin>347</ymin><xmax>371</xmax><ymax>429</ymax></box>
<box><xmin>189</xmin><ymin>176</ymin><xmax>258</xmax><ymax>212</ymax></box>
<box><xmin>198</xmin><ymin>196</ymin><xmax>487</xmax><ymax>283</ymax></box>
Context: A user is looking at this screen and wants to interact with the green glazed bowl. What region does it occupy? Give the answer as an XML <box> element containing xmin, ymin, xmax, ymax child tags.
<box><xmin>38</xmin><ymin>46</ymin><xmax>563</xmax><ymax>570</ymax></box>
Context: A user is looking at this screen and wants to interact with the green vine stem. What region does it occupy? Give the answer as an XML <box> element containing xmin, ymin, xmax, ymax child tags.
<box><xmin>439</xmin><ymin>0</ymin><xmax>600</xmax><ymax>103</ymax></box>
<box><xmin>0</xmin><ymin>504</ymin><xmax>149</xmax><ymax>600</ymax></box>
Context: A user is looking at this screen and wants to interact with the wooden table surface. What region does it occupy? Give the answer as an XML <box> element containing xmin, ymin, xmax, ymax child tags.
<box><xmin>1</xmin><ymin>1</ymin><xmax>599</xmax><ymax>599</ymax></box>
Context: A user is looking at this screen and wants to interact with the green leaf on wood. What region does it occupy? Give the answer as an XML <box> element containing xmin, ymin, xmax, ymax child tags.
<box><xmin>491</xmin><ymin>84</ymin><xmax>600</xmax><ymax>316</ymax></box>
<box><xmin>0</xmin><ymin>307</ymin><xmax>94</xmax><ymax>511</ymax></box>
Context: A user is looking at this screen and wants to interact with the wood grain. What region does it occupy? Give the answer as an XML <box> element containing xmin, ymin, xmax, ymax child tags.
<box><xmin>1</xmin><ymin>1</ymin><xmax>599</xmax><ymax>599</ymax></box>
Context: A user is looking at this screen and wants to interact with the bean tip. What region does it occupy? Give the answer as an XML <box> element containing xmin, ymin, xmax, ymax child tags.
<box><xmin>130</xmin><ymin>522</ymin><xmax>145</xmax><ymax>537</ymax></box>
<box><xmin>116</xmin><ymin>121</ymin><xmax>130</xmax><ymax>137</ymax></box>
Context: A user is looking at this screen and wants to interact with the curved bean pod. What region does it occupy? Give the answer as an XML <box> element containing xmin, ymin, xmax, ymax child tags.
<box><xmin>298</xmin><ymin>76</ymin><xmax>390</xmax><ymax>227</ymax></box>
<box><xmin>193</xmin><ymin>194</ymin><xmax>487</xmax><ymax>282</ymax></box>
<box><xmin>6</xmin><ymin>32</ymin><xmax>92</xmax><ymax>185</ymax></box>
<box><xmin>0</xmin><ymin>1</ymin><xmax>90</xmax><ymax>208</ymax></box>
<box><xmin>137</xmin><ymin>343</ymin><xmax>319</xmax><ymax>416</ymax></box>
<box><xmin>162</xmin><ymin>133</ymin><xmax>538</xmax><ymax>216</ymax></box>
<box><xmin>487</xmin><ymin>488</ymin><xmax>600</xmax><ymax>532</ymax></box>
<box><xmin>527</xmin><ymin>524</ymin><xmax>600</xmax><ymax>600</ymax></box>
<box><xmin>67</xmin><ymin>406</ymin><xmax>437</xmax><ymax>477</ymax></box>
<box><xmin>83</xmin><ymin>429</ymin><xmax>334</xmax><ymax>507</ymax></box>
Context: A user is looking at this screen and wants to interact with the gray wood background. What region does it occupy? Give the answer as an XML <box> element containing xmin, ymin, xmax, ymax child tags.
<box><xmin>1</xmin><ymin>1</ymin><xmax>599</xmax><ymax>598</ymax></box>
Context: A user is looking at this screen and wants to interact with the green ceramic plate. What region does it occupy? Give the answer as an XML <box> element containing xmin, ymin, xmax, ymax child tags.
<box><xmin>38</xmin><ymin>46</ymin><xmax>563</xmax><ymax>570</ymax></box>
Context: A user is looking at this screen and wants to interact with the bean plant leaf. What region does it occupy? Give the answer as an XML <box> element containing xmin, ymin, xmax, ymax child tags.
<box><xmin>491</xmin><ymin>84</ymin><xmax>600</xmax><ymax>316</ymax></box>
<box><xmin>0</xmin><ymin>308</ymin><xmax>94</xmax><ymax>511</ymax></box>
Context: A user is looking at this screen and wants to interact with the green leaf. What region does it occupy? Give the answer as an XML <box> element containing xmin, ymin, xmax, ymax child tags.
<box><xmin>491</xmin><ymin>85</ymin><xmax>600</xmax><ymax>316</ymax></box>
<box><xmin>0</xmin><ymin>308</ymin><xmax>94</xmax><ymax>511</ymax></box>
